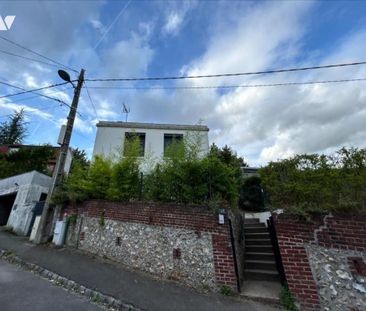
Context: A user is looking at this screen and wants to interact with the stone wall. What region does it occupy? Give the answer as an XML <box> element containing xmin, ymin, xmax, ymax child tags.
<box><xmin>65</xmin><ymin>201</ymin><xmax>241</xmax><ymax>291</ymax></box>
<box><xmin>274</xmin><ymin>213</ymin><xmax>366</xmax><ymax>311</ymax></box>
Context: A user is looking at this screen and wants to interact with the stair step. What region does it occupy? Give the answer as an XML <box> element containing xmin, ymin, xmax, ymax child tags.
<box><xmin>244</xmin><ymin>223</ymin><xmax>266</xmax><ymax>228</ymax></box>
<box><xmin>246</xmin><ymin>239</ymin><xmax>272</xmax><ymax>246</ymax></box>
<box><xmin>245</xmin><ymin>259</ymin><xmax>277</xmax><ymax>270</ymax></box>
<box><xmin>244</xmin><ymin>218</ymin><xmax>260</xmax><ymax>224</ymax></box>
<box><xmin>246</xmin><ymin>245</ymin><xmax>274</xmax><ymax>253</ymax></box>
<box><xmin>244</xmin><ymin>269</ymin><xmax>280</xmax><ymax>282</ymax></box>
<box><xmin>246</xmin><ymin>252</ymin><xmax>275</xmax><ymax>261</ymax></box>
<box><xmin>245</xmin><ymin>232</ymin><xmax>270</xmax><ymax>239</ymax></box>
<box><xmin>244</xmin><ymin>227</ymin><xmax>269</xmax><ymax>234</ymax></box>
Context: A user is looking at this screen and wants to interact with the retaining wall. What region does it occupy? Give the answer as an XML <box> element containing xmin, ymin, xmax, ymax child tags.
<box><xmin>274</xmin><ymin>213</ymin><xmax>366</xmax><ymax>311</ymax></box>
<box><xmin>65</xmin><ymin>201</ymin><xmax>243</xmax><ymax>291</ymax></box>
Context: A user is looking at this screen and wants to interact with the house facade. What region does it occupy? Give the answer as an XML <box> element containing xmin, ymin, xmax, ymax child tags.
<box><xmin>92</xmin><ymin>122</ymin><xmax>210</xmax><ymax>167</ymax></box>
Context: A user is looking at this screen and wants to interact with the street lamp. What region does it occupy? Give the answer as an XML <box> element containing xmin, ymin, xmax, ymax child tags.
<box><xmin>34</xmin><ymin>68</ymin><xmax>85</xmax><ymax>244</ymax></box>
<box><xmin>58</xmin><ymin>70</ymin><xmax>75</xmax><ymax>88</ymax></box>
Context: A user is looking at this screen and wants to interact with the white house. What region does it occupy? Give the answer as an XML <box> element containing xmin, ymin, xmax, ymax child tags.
<box><xmin>92</xmin><ymin>121</ymin><xmax>209</xmax><ymax>166</ymax></box>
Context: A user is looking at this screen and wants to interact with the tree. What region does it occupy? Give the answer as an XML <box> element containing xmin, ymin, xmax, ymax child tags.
<box><xmin>0</xmin><ymin>145</ymin><xmax>54</xmax><ymax>179</ymax></box>
<box><xmin>107</xmin><ymin>136</ymin><xmax>141</xmax><ymax>201</ymax></box>
<box><xmin>144</xmin><ymin>141</ymin><xmax>240</xmax><ymax>208</ymax></box>
<box><xmin>0</xmin><ymin>109</ymin><xmax>27</xmax><ymax>145</ymax></box>
<box><xmin>209</xmin><ymin>143</ymin><xmax>248</xmax><ymax>168</ymax></box>
<box><xmin>71</xmin><ymin>148</ymin><xmax>90</xmax><ymax>169</ymax></box>
<box><xmin>83</xmin><ymin>156</ymin><xmax>112</xmax><ymax>199</ymax></box>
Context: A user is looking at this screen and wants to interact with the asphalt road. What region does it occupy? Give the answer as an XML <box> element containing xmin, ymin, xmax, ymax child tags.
<box><xmin>0</xmin><ymin>231</ymin><xmax>282</xmax><ymax>311</ymax></box>
<box><xmin>0</xmin><ymin>260</ymin><xmax>104</xmax><ymax>311</ymax></box>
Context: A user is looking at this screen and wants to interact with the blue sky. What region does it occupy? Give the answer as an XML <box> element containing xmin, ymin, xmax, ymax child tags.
<box><xmin>1</xmin><ymin>0</ymin><xmax>366</xmax><ymax>165</ymax></box>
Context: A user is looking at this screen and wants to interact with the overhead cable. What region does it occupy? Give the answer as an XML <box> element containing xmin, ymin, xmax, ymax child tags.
<box><xmin>85</xmin><ymin>61</ymin><xmax>366</xmax><ymax>82</ymax></box>
<box><xmin>0</xmin><ymin>49</ymin><xmax>61</xmax><ymax>69</ymax></box>
<box><xmin>0</xmin><ymin>81</ymin><xmax>71</xmax><ymax>99</ymax></box>
<box><xmin>84</xmin><ymin>81</ymin><xmax>99</xmax><ymax>120</ymax></box>
<box><xmin>0</xmin><ymin>80</ymin><xmax>70</xmax><ymax>106</ymax></box>
<box><xmin>86</xmin><ymin>77</ymin><xmax>366</xmax><ymax>90</ymax></box>
<box><xmin>0</xmin><ymin>35</ymin><xmax>78</xmax><ymax>73</ymax></box>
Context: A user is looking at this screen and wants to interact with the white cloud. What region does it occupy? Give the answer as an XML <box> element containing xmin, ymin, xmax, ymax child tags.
<box><xmin>57</xmin><ymin>116</ymin><xmax>93</xmax><ymax>135</ymax></box>
<box><xmin>90</xmin><ymin>19</ymin><xmax>106</xmax><ymax>35</ymax></box>
<box><xmin>162</xmin><ymin>1</ymin><xmax>197</xmax><ymax>36</ymax></box>
<box><xmin>2</xmin><ymin>0</ymin><xmax>365</xmax><ymax>167</ymax></box>
<box><xmin>0</xmin><ymin>100</ymin><xmax>57</xmax><ymax>124</ymax></box>
<box><xmin>126</xmin><ymin>1</ymin><xmax>366</xmax><ymax>166</ymax></box>
<box><xmin>163</xmin><ymin>12</ymin><xmax>184</xmax><ymax>36</ymax></box>
<box><xmin>100</xmin><ymin>33</ymin><xmax>153</xmax><ymax>79</ymax></box>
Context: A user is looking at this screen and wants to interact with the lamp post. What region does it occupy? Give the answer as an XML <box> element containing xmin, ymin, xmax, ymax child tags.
<box><xmin>34</xmin><ymin>68</ymin><xmax>85</xmax><ymax>244</ymax></box>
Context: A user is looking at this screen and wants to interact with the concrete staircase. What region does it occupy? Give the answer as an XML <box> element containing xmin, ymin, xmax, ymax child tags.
<box><xmin>244</xmin><ymin>218</ymin><xmax>280</xmax><ymax>282</ymax></box>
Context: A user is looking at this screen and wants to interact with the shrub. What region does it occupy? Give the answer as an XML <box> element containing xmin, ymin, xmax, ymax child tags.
<box><xmin>260</xmin><ymin>147</ymin><xmax>366</xmax><ymax>214</ymax></box>
<box><xmin>52</xmin><ymin>138</ymin><xmax>246</xmax><ymax>209</ymax></box>
<box><xmin>83</xmin><ymin>156</ymin><xmax>112</xmax><ymax>199</ymax></box>
<box><xmin>144</xmin><ymin>141</ymin><xmax>239</xmax><ymax>208</ymax></box>
<box><xmin>107</xmin><ymin>159</ymin><xmax>140</xmax><ymax>201</ymax></box>
<box><xmin>107</xmin><ymin>135</ymin><xmax>141</xmax><ymax>201</ymax></box>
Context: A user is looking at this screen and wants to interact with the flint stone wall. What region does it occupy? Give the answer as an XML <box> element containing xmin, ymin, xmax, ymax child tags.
<box><xmin>80</xmin><ymin>217</ymin><xmax>215</xmax><ymax>288</ymax></box>
<box><xmin>65</xmin><ymin>201</ymin><xmax>241</xmax><ymax>291</ymax></box>
<box><xmin>306</xmin><ymin>244</ymin><xmax>366</xmax><ymax>311</ymax></box>
<box><xmin>275</xmin><ymin>213</ymin><xmax>366</xmax><ymax>311</ymax></box>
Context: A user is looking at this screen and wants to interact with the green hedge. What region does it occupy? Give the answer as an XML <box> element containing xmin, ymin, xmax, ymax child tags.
<box><xmin>259</xmin><ymin>147</ymin><xmax>366</xmax><ymax>213</ymax></box>
<box><xmin>53</xmin><ymin>137</ymin><xmax>244</xmax><ymax>209</ymax></box>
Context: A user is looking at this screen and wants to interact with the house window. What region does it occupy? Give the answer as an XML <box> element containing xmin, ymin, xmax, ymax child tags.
<box><xmin>164</xmin><ymin>133</ymin><xmax>183</xmax><ymax>156</ymax></box>
<box><xmin>124</xmin><ymin>132</ymin><xmax>145</xmax><ymax>157</ymax></box>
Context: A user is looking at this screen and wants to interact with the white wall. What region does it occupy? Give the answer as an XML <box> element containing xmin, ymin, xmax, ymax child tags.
<box><xmin>0</xmin><ymin>171</ymin><xmax>51</xmax><ymax>235</ymax></box>
<box><xmin>93</xmin><ymin>124</ymin><xmax>209</xmax><ymax>168</ymax></box>
<box><xmin>64</xmin><ymin>148</ymin><xmax>73</xmax><ymax>175</ymax></box>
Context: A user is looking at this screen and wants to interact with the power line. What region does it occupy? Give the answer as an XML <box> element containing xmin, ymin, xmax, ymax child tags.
<box><xmin>85</xmin><ymin>61</ymin><xmax>366</xmax><ymax>82</ymax></box>
<box><xmin>84</xmin><ymin>81</ymin><xmax>99</xmax><ymax>120</ymax></box>
<box><xmin>86</xmin><ymin>77</ymin><xmax>366</xmax><ymax>90</ymax></box>
<box><xmin>0</xmin><ymin>82</ymin><xmax>83</xmax><ymax>118</ymax></box>
<box><xmin>0</xmin><ymin>87</ymin><xmax>73</xmax><ymax>105</ymax></box>
<box><xmin>0</xmin><ymin>35</ymin><xmax>78</xmax><ymax>73</ymax></box>
<box><xmin>0</xmin><ymin>81</ymin><xmax>71</xmax><ymax>99</ymax></box>
<box><xmin>0</xmin><ymin>80</ymin><xmax>70</xmax><ymax>107</ymax></box>
<box><xmin>0</xmin><ymin>49</ymin><xmax>61</xmax><ymax>69</ymax></box>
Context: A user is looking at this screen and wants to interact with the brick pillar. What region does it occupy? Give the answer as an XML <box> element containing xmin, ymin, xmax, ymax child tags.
<box><xmin>212</xmin><ymin>233</ymin><xmax>237</xmax><ymax>291</ymax></box>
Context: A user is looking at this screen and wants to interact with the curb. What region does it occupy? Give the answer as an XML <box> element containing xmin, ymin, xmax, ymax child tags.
<box><xmin>0</xmin><ymin>249</ymin><xmax>142</xmax><ymax>311</ymax></box>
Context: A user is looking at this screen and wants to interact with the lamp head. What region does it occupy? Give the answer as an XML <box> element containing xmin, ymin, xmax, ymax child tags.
<box><xmin>58</xmin><ymin>70</ymin><xmax>71</xmax><ymax>82</ymax></box>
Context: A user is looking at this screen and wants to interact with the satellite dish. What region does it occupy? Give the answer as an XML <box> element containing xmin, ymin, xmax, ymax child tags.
<box><xmin>58</xmin><ymin>70</ymin><xmax>71</xmax><ymax>82</ymax></box>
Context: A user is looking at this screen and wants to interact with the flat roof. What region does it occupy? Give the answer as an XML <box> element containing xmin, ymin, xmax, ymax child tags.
<box><xmin>96</xmin><ymin>121</ymin><xmax>209</xmax><ymax>132</ymax></box>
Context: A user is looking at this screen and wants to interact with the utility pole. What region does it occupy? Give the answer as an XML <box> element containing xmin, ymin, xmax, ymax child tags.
<box><xmin>34</xmin><ymin>68</ymin><xmax>85</xmax><ymax>244</ymax></box>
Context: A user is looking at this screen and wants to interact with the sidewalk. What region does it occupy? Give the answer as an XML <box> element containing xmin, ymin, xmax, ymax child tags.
<box><xmin>0</xmin><ymin>230</ymin><xmax>281</xmax><ymax>311</ymax></box>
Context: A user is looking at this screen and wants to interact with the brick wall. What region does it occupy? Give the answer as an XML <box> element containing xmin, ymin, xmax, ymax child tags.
<box><xmin>65</xmin><ymin>200</ymin><xmax>239</xmax><ymax>291</ymax></box>
<box><xmin>274</xmin><ymin>213</ymin><xmax>366</xmax><ymax>311</ymax></box>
